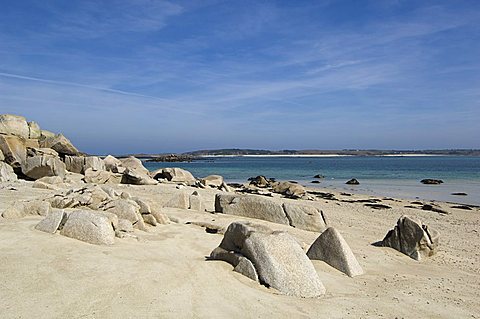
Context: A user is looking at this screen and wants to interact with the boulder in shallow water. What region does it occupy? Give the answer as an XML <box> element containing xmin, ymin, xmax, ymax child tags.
<box><xmin>346</xmin><ymin>178</ymin><xmax>360</xmax><ymax>185</ymax></box>
<box><xmin>420</xmin><ymin>179</ymin><xmax>443</xmax><ymax>185</ymax></box>
<box><xmin>381</xmin><ymin>215</ymin><xmax>439</xmax><ymax>261</ymax></box>
<box><xmin>209</xmin><ymin>221</ymin><xmax>326</xmax><ymax>298</ymax></box>
<box><xmin>307</xmin><ymin>227</ymin><xmax>364</xmax><ymax>277</ymax></box>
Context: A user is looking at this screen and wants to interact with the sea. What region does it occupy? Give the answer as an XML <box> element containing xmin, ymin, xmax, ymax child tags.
<box><xmin>144</xmin><ymin>156</ymin><xmax>480</xmax><ymax>206</ymax></box>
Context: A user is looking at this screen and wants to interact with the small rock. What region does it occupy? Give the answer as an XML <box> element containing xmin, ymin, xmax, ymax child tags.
<box><xmin>346</xmin><ymin>179</ymin><xmax>359</xmax><ymax>185</ymax></box>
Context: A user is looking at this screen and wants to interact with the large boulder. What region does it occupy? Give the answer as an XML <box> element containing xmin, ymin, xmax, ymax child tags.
<box><xmin>307</xmin><ymin>227</ymin><xmax>364</xmax><ymax>277</ymax></box>
<box><xmin>0</xmin><ymin>114</ymin><xmax>29</xmax><ymax>139</ymax></box>
<box><xmin>216</xmin><ymin>194</ymin><xmax>288</xmax><ymax>225</ymax></box>
<box><xmin>210</xmin><ymin>222</ymin><xmax>326</xmax><ymax>298</ymax></box>
<box><xmin>104</xmin><ymin>155</ymin><xmax>123</xmax><ymax>173</ymax></box>
<box><xmin>215</xmin><ymin>194</ymin><xmax>327</xmax><ymax>231</ymax></box>
<box><xmin>0</xmin><ymin>135</ymin><xmax>26</xmax><ymax>169</ymax></box>
<box><xmin>40</xmin><ymin>134</ymin><xmax>79</xmax><ymax>156</ymax></box>
<box><xmin>22</xmin><ymin>155</ymin><xmax>66</xmax><ymax>179</ymax></box>
<box><xmin>249</xmin><ymin>175</ymin><xmax>274</xmax><ymax>188</ymax></box>
<box><xmin>272</xmin><ymin>181</ymin><xmax>306</xmax><ymax>198</ymax></box>
<box><xmin>282</xmin><ymin>202</ymin><xmax>327</xmax><ymax>232</ymax></box>
<box><xmin>103</xmin><ymin>199</ymin><xmax>143</xmax><ymax>225</ymax></box>
<box><xmin>381</xmin><ymin>215</ymin><xmax>439</xmax><ymax>261</ymax></box>
<box><xmin>120</xmin><ymin>156</ymin><xmax>148</xmax><ymax>174</ymax></box>
<box><xmin>65</xmin><ymin>156</ymin><xmax>105</xmax><ymax>174</ymax></box>
<box><xmin>0</xmin><ymin>162</ymin><xmax>18</xmax><ymax>182</ymax></box>
<box><xmin>84</xmin><ymin>168</ymin><xmax>122</xmax><ymax>184</ymax></box>
<box><xmin>60</xmin><ymin>210</ymin><xmax>115</xmax><ymax>245</ymax></box>
<box><xmin>151</xmin><ymin>167</ymin><xmax>196</xmax><ymax>184</ymax></box>
<box><xmin>121</xmin><ymin>168</ymin><xmax>158</xmax><ymax>185</ymax></box>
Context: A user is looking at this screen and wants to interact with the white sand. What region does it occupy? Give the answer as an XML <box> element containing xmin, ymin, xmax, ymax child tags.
<box><xmin>0</xmin><ymin>181</ymin><xmax>479</xmax><ymax>318</ymax></box>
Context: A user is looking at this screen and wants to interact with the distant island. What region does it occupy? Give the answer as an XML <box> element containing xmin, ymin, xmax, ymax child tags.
<box><xmin>114</xmin><ymin>149</ymin><xmax>480</xmax><ymax>162</ymax></box>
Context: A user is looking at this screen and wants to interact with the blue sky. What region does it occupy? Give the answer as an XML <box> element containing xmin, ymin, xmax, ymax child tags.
<box><xmin>0</xmin><ymin>0</ymin><xmax>479</xmax><ymax>154</ymax></box>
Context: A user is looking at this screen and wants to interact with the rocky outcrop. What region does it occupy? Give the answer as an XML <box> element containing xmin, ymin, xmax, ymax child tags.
<box><xmin>0</xmin><ymin>162</ymin><xmax>18</xmax><ymax>182</ymax></box>
<box><xmin>151</xmin><ymin>167</ymin><xmax>196</xmax><ymax>184</ymax></box>
<box><xmin>65</xmin><ymin>156</ymin><xmax>105</xmax><ymax>174</ymax></box>
<box><xmin>381</xmin><ymin>215</ymin><xmax>439</xmax><ymax>261</ymax></box>
<box><xmin>0</xmin><ymin>114</ymin><xmax>29</xmax><ymax>139</ymax></box>
<box><xmin>209</xmin><ymin>222</ymin><xmax>326</xmax><ymax>298</ymax></box>
<box><xmin>307</xmin><ymin>227</ymin><xmax>364</xmax><ymax>277</ymax></box>
<box><xmin>40</xmin><ymin>134</ymin><xmax>79</xmax><ymax>156</ymax></box>
<box><xmin>22</xmin><ymin>155</ymin><xmax>66</xmax><ymax>179</ymax></box>
<box><xmin>61</xmin><ymin>210</ymin><xmax>116</xmax><ymax>245</ymax></box>
<box><xmin>0</xmin><ymin>135</ymin><xmax>26</xmax><ymax>169</ymax></box>
<box><xmin>215</xmin><ymin>194</ymin><xmax>327</xmax><ymax>231</ymax></box>
<box><xmin>27</xmin><ymin>147</ymin><xmax>59</xmax><ymax>158</ymax></box>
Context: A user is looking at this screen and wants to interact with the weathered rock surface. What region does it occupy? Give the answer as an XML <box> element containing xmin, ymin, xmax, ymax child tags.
<box><xmin>272</xmin><ymin>181</ymin><xmax>306</xmax><ymax>198</ymax></box>
<box><xmin>282</xmin><ymin>202</ymin><xmax>327</xmax><ymax>232</ymax></box>
<box><xmin>0</xmin><ymin>162</ymin><xmax>18</xmax><ymax>182</ymax></box>
<box><xmin>65</xmin><ymin>156</ymin><xmax>105</xmax><ymax>174</ymax></box>
<box><xmin>0</xmin><ymin>148</ymin><xmax>4</xmax><ymax>161</ymax></box>
<box><xmin>61</xmin><ymin>210</ymin><xmax>115</xmax><ymax>245</ymax></box>
<box><xmin>0</xmin><ymin>114</ymin><xmax>29</xmax><ymax>138</ymax></box>
<box><xmin>1</xmin><ymin>200</ymin><xmax>52</xmax><ymax>218</ymax></box>
<box><xmin>210</xmin><ymin>222</ymin><xmax>326</xmax><ymax>298</ymax></box>
<box><xmin>40</xmin><ymin>134</ymin><xmax>79</xmax><ymax>156</ymax></box>
<box><xmin>28</xmin><ymin>121</ymin><xmax>41</xmax><ymax>139</ymax></box>
<box><xmin>0</xmin><ymin>135</ymin><xmax>26</xmax><ymax>168</ymax></box>
<box><xmin>249</xmin><ymin>175</ymin><xmax>274</xmax><ymax>188</ymax></box>
<box><xmin>120</xmin><ymin>156</ymin><xmax>148</xmax><ymax>174</ymax></box>
<box><xmin>103</xmin><ymin>199</ymin><xmax>142</xmax><ymax>224</ymax></box>
<box><xmin>164</xmin><ymin>192</ymin><xmax>190</xmax><ymax>209</ymax></box>
<box><xmin>200</xmin><ymin>175</ymin><xmax>224</xmax><ymax>188</ymax></box>
<box><xmin>27</xmin><ymin>147</ymin><xmax>59</xmax><ymax>158</ymax></box>
<box><xmin>215</xmin><ymin>194</ymin><xmax>327</xmax><ymax>231</ymax></box>
<box><xmin>35</xmin><ymin>210</ymin><xmax>67</xmax><ymax>233</ymax></box>
<box><xmin>216</xmin><ymin>194</ymin><xmax>288</xmax><ymax>225</ymax></box>
<box><xmin>381</xmin><ymin>215</ymin><xmax>439</xmax><ymax>261</ymax></box>
<box><xmin>22</xmin><ymin>155</ymin><xmax>66</xmax><ymax>179</ymax></box>
<box><xmin>104</xmin><ymin>155</ymin><xmax>123</xmax><ymax>173</ymax></box>
<box><xmin>48</xmin><ymin>186</ymin><xmax>112</xmax><ymax>210</ymax></box>
<box><xmin>84</xmin><ymin>168</ymin><xmax>122</xmax><ymax>184</ymax></box>
<box><xmin>189</xmin><ymin>191</ymin><xmax>205</xmax><ymax>211</ymax></box>
<box><xmin>307</xmin><ymin>227</ymin><xmax>364</xmax><ymax>277</ymax></box>
<box><xmin>121</xmin><ymin>168</ymin><xmax>158</xmax><ymax>185</ymax></box>
<box><xmin>151</xmin><ymin>167</ymin><xmax>196</xmax><ymax>184</ymax></box>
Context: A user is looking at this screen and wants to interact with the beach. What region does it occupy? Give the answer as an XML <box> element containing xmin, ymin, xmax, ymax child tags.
<box><xmin>1</xmin><ymin>178</ymin><xmax>479</xmax><ymax>318</ymax></box>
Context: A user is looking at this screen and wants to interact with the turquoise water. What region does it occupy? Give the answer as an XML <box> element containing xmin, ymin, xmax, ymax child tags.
<box><xmin>144</xmin><ymin>156</ymin><xmax>480</xmax><ymax>205</ymax></box>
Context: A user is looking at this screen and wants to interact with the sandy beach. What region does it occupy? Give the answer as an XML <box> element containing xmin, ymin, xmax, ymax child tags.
<box><xmin>1</xmin><ymin>179</ymin><xmax>479</xmax><ymax>319</ymax></box>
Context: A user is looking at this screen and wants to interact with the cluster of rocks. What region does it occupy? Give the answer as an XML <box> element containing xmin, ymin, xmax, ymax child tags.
<box><xmin>209</xmin><ymin>221</ymin><xmax>364</xmax><ymax>297</ymax></box>
<box><xmin>241</xmin><ymin>176</ymin><xmax>311</xmax><ymax>199</ymax></box>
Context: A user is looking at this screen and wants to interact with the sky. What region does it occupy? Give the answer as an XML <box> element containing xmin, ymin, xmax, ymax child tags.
<box><xmin>0</xmin><ymin>0</ymin><xmax>479</xmax><ymax>154</ymax></box>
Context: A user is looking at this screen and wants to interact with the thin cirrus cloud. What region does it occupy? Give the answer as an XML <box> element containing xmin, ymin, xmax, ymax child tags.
<box><xmin>0</xmin><ymin>0</ymin><xmax>479</xmax><ymax>153</ymax></box>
